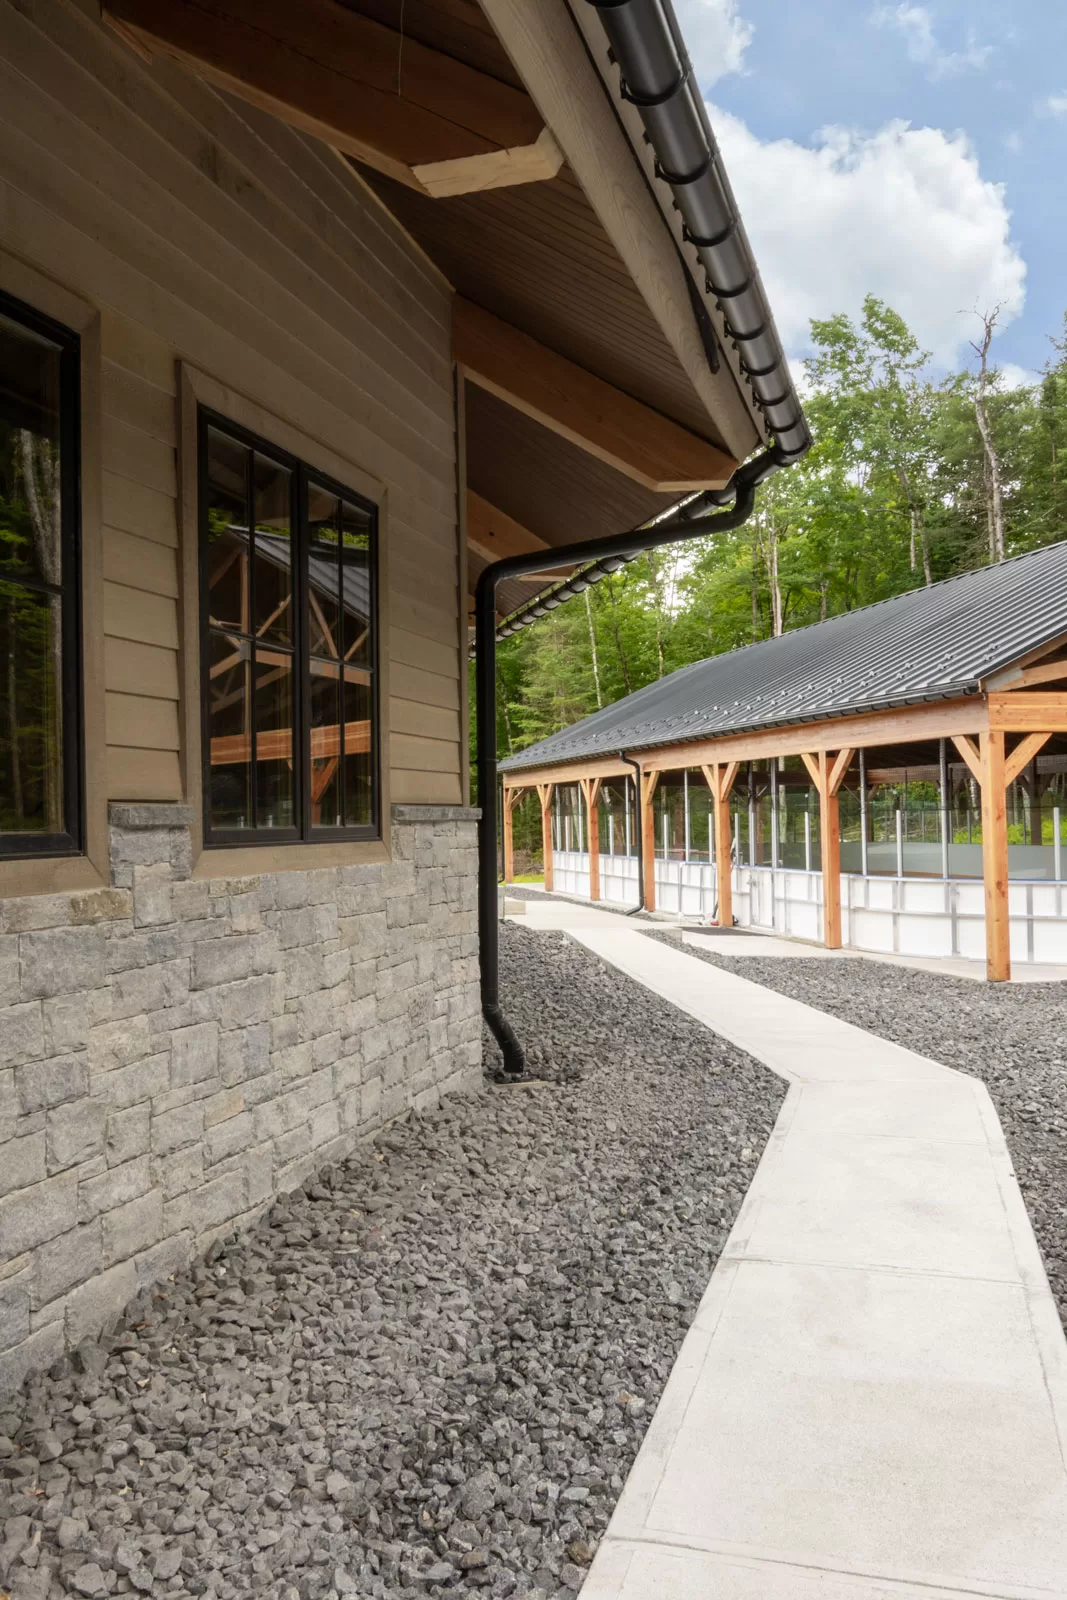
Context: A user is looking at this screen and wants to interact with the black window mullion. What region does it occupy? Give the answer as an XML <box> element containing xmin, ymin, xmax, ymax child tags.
<box><xmin>298</xmin><ymin>465</ymin><xmax>312</xmax><ymax>841</ymax></box>
<box><xmin>291</xmin><ymin>464</ymin><xmax>305</xmax><ymax>841</ymax></box>
<box><xmin>0</xmin><ymin>289</ymin><xmax>82</xmax><ymax>860</ymax></box>
<box><xmin>336</xmin><ymin>495</ymin><xmax>345</xmax><ymax>826</ymax></box>
<box><xmin>247</xmin><ymin>447</ymin><xmax>257</xmax><ymax>831</ymax></box>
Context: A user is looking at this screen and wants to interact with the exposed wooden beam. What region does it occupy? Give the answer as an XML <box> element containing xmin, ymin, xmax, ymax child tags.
<box><xmin>453</xmin><ymin>298</ymin><xmax>738</xmax><ymax>494</ymax></box>
<box><xmin>983</xmin><ymin>630</ymin><xmax>1067</xmax><ymax>689</ymax></box>
<box><xmin>1003</xmin><ymin>732</ymin><xmax>1053</xmax><ymax>790</ymax></box>
<box><xmin>799</xmin><ymin>751</ymin><xmax>821</xmax><ymax>789</ymax></box>
<box><xmin>828</xmin><ymin>746</ymin><xmax>855</xmax><ymax>797</ymax></box>
<box><xmin>500</xmin><ymin>697</ymin><xmax>992</xmax><ymax>794</ymax></box>
<box><xmin>103</xmin><ymin>0</ymin><xmax>558</xmax><ymax>199</ymax></box>
<box><xmin>635</xmin><ymin>697</ymin><xmax>989</xmax><ymax>775</ymax></box>
<box><xmin>479</xmin><ymin>0</ymin><xmax>761</xmax><ymax>462</ymax></box>
<box><xmin>951</xmin><ymin>734</ymin><xmax>983</xmax><ymax>786</ymax></box>
<box><xmin>1001</xmin><ymin>657</ymin><xmax>1067</xmax><ymax>691</ymax></box>
<box><xmin>467</xmin><ymin>492</ymin><xmax>572</xmax><ymax>572</ymax></box>
<box><xmin>414</xmin><ymin>127</ymin><xmax>563</xmax><ymax>199</ymax></box>
<box><xmin>987</xmin><ymin>691</ymin><xmax>1067</xmax><ymax>732</ymax></box>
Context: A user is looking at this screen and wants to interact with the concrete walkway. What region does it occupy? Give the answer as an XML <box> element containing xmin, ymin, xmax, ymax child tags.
<box><xmin>513</xmin><ymin>912</ymin><xmax>1067</xmax><ymax>1598</ymax></box>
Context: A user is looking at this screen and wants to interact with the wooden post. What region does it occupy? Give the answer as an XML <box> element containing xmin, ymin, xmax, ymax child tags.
<box><xmin>536</xmin><ymin>782</ymin><xmax>555</xmax><ymax>892</ymax></box>
<box><xmin>955</xmin><ymin>728</ymin><xmax>1054</xmax><ymax>983</ymax></box>
<box><xmin>702</xmin><ymin>762</ymin><xmax>739</xmax><ymax>927</ymax></box>
<box><xmin>640</xmin><ymin>770</ymin><xmax>660</xmax><ymax>911</ymax></box>
<box><xmin>580</xmin><ymin>777</ymin><xmax>602</xmax><ymax>901</ymax></box>
<box><xmin>502</xmin><ymin>788</ymin><xmax>521</xmax><ymax>885</ymax></box>
<box><xmin>979</xmin><ymin>731</ymin><xmax>1010</xmax><ymax>982</ymax></box>
<box><xmin>801</xmin><ymin>748</ymin><xmax>853</xmax><ymax>950</ymax></box>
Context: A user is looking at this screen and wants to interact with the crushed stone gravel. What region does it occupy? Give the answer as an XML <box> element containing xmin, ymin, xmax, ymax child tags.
<box><xmin>662</xmin><ymin>934</ymin><xmax>1067</xmax><ymax>1328</ymax></box>
<box><xmin>0</xmin><ymin>924</ymin><xmax>784</xmax><ymax>1600</ymax></box>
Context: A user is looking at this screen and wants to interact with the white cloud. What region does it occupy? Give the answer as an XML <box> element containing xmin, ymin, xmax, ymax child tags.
<box><xmin>872</xmin><ymin>5</ymin><xmax>992</xmax><ymax>80</ymax></box>
<box><xmin>1045</xmin><ymin>92</ymin><xmax>1067</xmax><ymax>115</ymax></box>
<box><xmin>710</xmin><ymin>110</ymin><xmax>1027</xmax><ymax>367</ymax></box>
<box><xmin>672</xmin><ymin>0</ymin><xmax>753</xmax><ymax>85</ymax></box>
<box><xmin>995</xmin><ymin>362</ymin><xmax>1036</xmax><ymax>391</ymax></box>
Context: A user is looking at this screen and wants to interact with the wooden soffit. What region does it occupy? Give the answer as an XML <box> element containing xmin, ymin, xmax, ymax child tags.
<box><xmin>454</xmin><ymin>298</ymin><xmax>738</xmax><ymax>493</ymax></box>
<box><xmin>103</xmin><ymin>0</ymin><xmax>564</xmax><ymax>199</ymax></box>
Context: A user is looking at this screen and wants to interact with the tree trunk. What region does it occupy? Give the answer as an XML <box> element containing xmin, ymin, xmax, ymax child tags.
<box><xmin>584</xmin><ymin>587</ymin><xmax>603</xmax><ymax>709</ymax></box>
<box><xmin>971</xmin><ymin>310</ymin><xmax>1006</xmax><ymax>563</ymax></box>
<box><xmin>604</xmin><ymin>578</ymin><xmax>633</xmax><ymax>694</ymax></box>
<box><xmin>911</xmin><ymin>508</ymin><xmax>933</xmax><ymax>586</ymax></box>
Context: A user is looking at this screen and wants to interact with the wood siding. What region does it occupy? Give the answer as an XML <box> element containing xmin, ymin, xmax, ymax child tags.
<box><xmin>0</xmin><ymin>0</ymin><xmax>462</xmax><ymax>812</ymax></box>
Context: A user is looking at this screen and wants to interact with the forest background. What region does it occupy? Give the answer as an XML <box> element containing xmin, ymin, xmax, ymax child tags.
<box><xmin>478</xmin><ymin>298</ymin><xmax>1067</xmax><ymax>777</ymax></box>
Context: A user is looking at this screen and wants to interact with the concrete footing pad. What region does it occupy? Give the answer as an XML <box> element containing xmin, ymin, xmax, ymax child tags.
<box><xmin>564</xmin><ymin>926</ymin><xmax>1067</xmax><ymax>1600</ymax></box>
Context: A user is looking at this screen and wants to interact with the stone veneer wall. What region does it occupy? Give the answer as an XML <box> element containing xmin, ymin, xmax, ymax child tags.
<box><xmin>0</xmin><ymin>804</ymin><xmax>482</xmax><ymax>1396</ymax></box>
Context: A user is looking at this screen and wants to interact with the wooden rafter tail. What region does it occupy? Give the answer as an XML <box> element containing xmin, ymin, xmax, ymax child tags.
<box><xmin>103</xmin><ymin>0</ymin><xmax>559</xmax><ymax>200</ymax></box>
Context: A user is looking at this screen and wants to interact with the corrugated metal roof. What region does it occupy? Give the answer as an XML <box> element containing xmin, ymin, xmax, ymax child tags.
<box><xmin>500</xmin><ymin>540</ymin><xmax>1067</xmax><ymax>772</ymax></box>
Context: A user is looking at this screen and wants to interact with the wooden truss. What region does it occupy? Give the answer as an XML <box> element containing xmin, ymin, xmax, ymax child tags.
<box><xmin>504</xmin><ymin>690</ymin><xmax>1067</xmax><ymax>980</ymax></box>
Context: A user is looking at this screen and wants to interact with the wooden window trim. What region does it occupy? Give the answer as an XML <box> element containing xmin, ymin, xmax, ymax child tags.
<box><xmin>197</xmin><ymin>407</ymin><xmax>381</xmax><ymax>849</ymax></box>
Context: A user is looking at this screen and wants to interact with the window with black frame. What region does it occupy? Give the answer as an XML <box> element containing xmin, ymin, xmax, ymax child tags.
<box><xmin>0</xmin><ymin>293</ymin><xmax>81</xmax><ymax>859</ymax></box>
<box><xmin>200</xmin><ymin>414</ymin><xmax>378</xmax><ymax>845</ymax></box>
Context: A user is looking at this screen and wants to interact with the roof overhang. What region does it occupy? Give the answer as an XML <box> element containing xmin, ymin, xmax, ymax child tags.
<box><xmin>101</xmin><ymin>0</ymin><xmax>807</xmax><ymax>623</ymax></box>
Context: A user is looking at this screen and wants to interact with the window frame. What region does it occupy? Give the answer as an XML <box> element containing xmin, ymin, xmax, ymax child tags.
<box><xmin>197</xmin><ymin>407</ymin><xmax>380</xmax><ymax>849</ymax></box>
<box><xmin>0</xmin><ymin>289</ymin><xmax>83</xmax><ymax>862</ymax></box>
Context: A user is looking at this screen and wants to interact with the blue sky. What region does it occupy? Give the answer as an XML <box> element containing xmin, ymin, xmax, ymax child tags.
<box><xmin>674</xmin><ymin>1</ymin><xmax>1067</xmax><ymax>382</ymax></box>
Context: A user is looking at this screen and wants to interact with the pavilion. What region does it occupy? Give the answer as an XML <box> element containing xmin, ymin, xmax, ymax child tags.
<box><xmin>499</xmin><ymin>541</ymin><xmax>1067</xmax><ymax>980</ymax></box>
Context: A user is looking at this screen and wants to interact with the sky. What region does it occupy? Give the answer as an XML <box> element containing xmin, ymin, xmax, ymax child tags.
<box><xmin>673</xmin><ymin>0</ymin><xmax>1067</xmax><ymax>384</ymax></box>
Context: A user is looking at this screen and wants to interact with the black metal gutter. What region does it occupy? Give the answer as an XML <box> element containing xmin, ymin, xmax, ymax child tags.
<box><xmin>477</xmin><ymin>449</ymin><xmax>787</xmax><ymax>1077</ymax></box>
<box><xmin>586</xmin><ymin>0</ymin><xmax>810</xmax><ymax>462</ymax></box>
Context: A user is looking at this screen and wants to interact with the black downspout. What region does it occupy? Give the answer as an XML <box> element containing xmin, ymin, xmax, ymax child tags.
<box><xmin>477</xmin><ymin>453</ymin><xmax>780</xmax><ymax>1077</ymax></box>
<box><xmin>620</xmin><ymin>753</ymin><xmax>645</xmax><ymax>915</ymax></box>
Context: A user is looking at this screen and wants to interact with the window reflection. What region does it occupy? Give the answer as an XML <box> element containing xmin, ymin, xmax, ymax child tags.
<box><xmin>0</xmin><ymin>305</ymin><xmax>73</xmax><ymax>846</ymax></box>
<box><xmin>202</xmin><ymin>421</ymin><xmax>376</xmax><ymax>842</ymax></box>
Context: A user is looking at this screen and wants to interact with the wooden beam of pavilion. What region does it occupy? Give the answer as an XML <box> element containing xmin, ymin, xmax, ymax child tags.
<box><xmin>103</xmin><ymin>0</ymin><xmax>561</xmax><ymax>198</ymax></box>
<box><xmin>210</xmin><ymin>719</ymin><xmax>370</xmax><ymax>765</ymax></box>
<box><xmin>453</xmin><ymin>298</ymin><xmax>739</xmax><ymax>494</ymax></box>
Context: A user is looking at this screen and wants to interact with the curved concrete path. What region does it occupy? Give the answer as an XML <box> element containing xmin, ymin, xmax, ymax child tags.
<box><xmin>531</xmin><ymin>916</ymin><xmax>1067</xmax><ymax>1599</ymax></box>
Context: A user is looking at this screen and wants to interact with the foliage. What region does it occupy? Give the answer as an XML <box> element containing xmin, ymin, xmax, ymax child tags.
<box><xmin>478</xmin><ymin>298</ymin><xmax>1067</xmax><ymax>791</ymax></box>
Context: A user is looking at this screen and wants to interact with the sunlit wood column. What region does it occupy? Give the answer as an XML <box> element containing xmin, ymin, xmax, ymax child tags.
<box><xmin>702</xmin><ymin>762</ymin><xmax>739</xmax><ymax>927</ymax></box>
<box><xmin>537</xmin><ymin>782</ymin><xmax>555</xmax><ymax>892</ymax></box>
<box><xmin>502</xmin><ymin>788</ymin><xmax>520</xmax><ymax>885</ymax></box>
<box><xmin>641</xmin><ymin>771</ymin><xmax>660</xmax><ymax>911</ymax></box>
<box><xmin>801</xmin><ymin>748</ymin><xmax>853</xmax><ymax>950</ymax></box>
<box><xmin>978</xmin><ymin>731</ymin><xmax>1010</xmax><ymax>981</ymax></box>
<box><xmin>579</xmin><ymin>777</ymin><xmax>602</xmax><ymax>900</ymax></box>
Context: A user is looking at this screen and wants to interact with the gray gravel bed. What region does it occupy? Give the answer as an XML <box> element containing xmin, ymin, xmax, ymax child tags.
<box><xmin>1</xmin><ymin>925</ymin><xmax>784</xmax><ymax>1600</ymax></box>
<box><xmin>660</xmin><ymin>933</ymin><xmax>1067</xmax><ymax>1326</ymax></box>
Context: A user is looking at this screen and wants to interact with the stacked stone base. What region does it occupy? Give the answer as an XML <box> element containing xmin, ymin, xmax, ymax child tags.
<box><xmin>0</xmin><ymin>804</ymin><xmax>482</xmax><ymax>1396</ymax></box>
